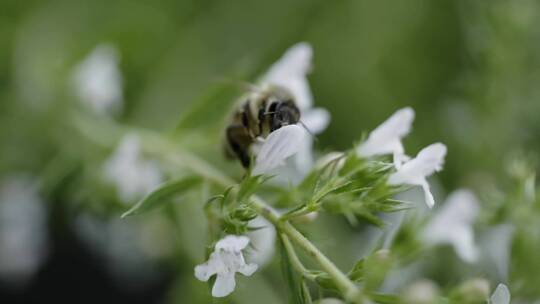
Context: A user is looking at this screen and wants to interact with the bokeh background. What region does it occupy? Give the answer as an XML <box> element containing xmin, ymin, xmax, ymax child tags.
<box><xmin>1</xmin><ymin>0</ymin><xmax>540</xmax><ymax>303</ymax></box>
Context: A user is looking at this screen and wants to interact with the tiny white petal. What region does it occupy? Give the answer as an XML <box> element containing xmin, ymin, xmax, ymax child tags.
<box><xmin>490</xmin><ymin>284</ymin><xmax>510</xmax><ymax>304</ymax></box>
<box><xmin>357</xmin><ymin>107</ymin><xmax>415</xmax><ymax>164</ymax></box>
<box><xmin>103</xmin><ymin>135</ymin><xmax>163</xmax><ymax>203</ymax></box>
<box><xmin>420</xmin><ymin>180</ymin><xmax>435</xmax><ymax>209</ymax></box>
<box><xmin>481</xmin><ymin>224</ymin><xmax>514</xmax><ymax>281</ymax></box>
<box><xmin>253</xmin><ymin>125</ymin><xmax>307</xmax><ymax>175</ymax></box>
<box><xmin>194</xmin><ymin>260</ymin><xmax>216</xmax><ymax>282</ymax></box>
<box><xmin>73</xmin><ymin>44</ymin><xmax>123</xmax><ymax>115</ymax></box>
<box><xmin>216</xmin><ymin>235</ymin><xmax>250</xmax><ymax>252</ymax></box>
<box><xmin>0</xmin><ymin>176</ymin><xmax>48</xmax><ymax>284</ymax></box>
<box><xmin>423</xmin><ymin>189</ymin><xmax>480</xmax><ymax>262</ymax></box>
<box><xmin>262</xmin><ymin>42</ymin><xmax>313</xmax><ymax>111</ymax></box>
<box><xmin>302</xmin><ymin>107</ymin><xmax>331</xmax><ymax>134</ymax></box>
<box><xmin>237</xmin><ymin>263</ymin><xmax>258</xmax><ymax>277</ymax></box>
<box><xmin>388</xmin><ymin>143</ymin><xmax>447</xmax><ymax>208</ymax></box>
<box><xmin>247</xmin><ymin>216</ymin><xmax>276</xmax><ymax>267</ymax></box>
<box><xmin>212</xmin><ymin>272</ymin><xmax>236</xmax><ymax>298</ymax></box>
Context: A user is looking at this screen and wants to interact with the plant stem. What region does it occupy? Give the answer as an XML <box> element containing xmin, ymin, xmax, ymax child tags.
<box><xmin>280</xmin><ymin>234</ymin><xmax>316</xmax><ymax>281</ymax></box>
<box><xmin>77</xmin><ymin>119</ymin><xmax>364</xmax><ymax>303</ymax></box>
<box><xmin>159</xmin><ymin>138</ymin><xmax>365</xmax><ymax>303</ymax></box>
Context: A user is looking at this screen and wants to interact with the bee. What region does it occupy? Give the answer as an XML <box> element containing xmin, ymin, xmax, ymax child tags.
<box><xmin>224</xmin><ymin>84</ymin><xmax>301</xmax><ymax>168</ymax></box>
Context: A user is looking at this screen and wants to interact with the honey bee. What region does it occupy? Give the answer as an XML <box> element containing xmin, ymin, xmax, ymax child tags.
<box><xmin>224</xmin><ymin>84</ymin><xmax>301</xmax><ymax>168</ymax></box>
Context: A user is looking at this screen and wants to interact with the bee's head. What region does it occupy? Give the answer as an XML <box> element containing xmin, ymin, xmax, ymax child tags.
<box><xmin>270</xmin><ymin>101</ymin><xmax>300</xmax><ymax>131</ymax></box>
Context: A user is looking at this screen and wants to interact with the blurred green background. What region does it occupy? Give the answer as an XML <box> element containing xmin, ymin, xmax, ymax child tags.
<box><xmin>1</xmin><ymin>0</ymin><xmax>540</xmax><ymax>303</ymax></box>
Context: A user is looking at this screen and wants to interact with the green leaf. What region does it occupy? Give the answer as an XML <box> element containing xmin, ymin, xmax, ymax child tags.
<box><xmin>347</xmin><ymin>259</ymin><xmax>365</xmax><ymax>282</ymax></box>
<box><xmin>369</xmin><ymin>292</ymin><xmax>398</xmax><ymax>304</ymax></box>
<box><xmin>121</xmin><ymin>176</ymin><xmax>201</xmax><ymax>218</ymax></box>
<box><xmin>309</xmin><ymin>271</ymin><xmax>339</xmax><ymax>291</ymax></box>
<box><xmin>237</xmin><ymin>174</ymin><xmax>272</xmax><ymax>203</ymax></box>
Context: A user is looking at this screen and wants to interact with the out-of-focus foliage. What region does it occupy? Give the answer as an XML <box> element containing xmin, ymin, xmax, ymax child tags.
<box><xmin>1</xmin><ymin>0</ymin><xmax>540</xmax><ymax>303</ymax></box>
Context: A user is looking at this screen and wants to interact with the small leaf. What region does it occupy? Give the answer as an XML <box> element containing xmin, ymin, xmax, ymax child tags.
<box><xmin>347</xmin><ymin>259</ymin><xmax>365</xmax><ymax>282</ymax></box>
<box><xmin>121</xmin><ymin>176</ymin><xmax>200</xmax><ymax>217</ymax></box>
<box><xmin>310</xmin><ymin>271</ymin><xmax>338</xmax><ymax>291</ymax></box>
<box><xmin>369</xmin><ymin>292</ymin><xmax>398</xmax><ymax>304</ymax></box>
<box><xmin>237</xmin><ymin>174</ymin><xmax>271</xmax><ymax>203</ymax></box>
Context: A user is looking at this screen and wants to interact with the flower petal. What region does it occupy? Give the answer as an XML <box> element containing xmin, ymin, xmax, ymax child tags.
<box><xmin>253</xmin><ymin>125</ymin><xmax>307</xmax><ymax>175</ymax></box>
<box><xmin>301</xmin><ymin>107</ymin><xmax>331</xmax><ymax>134</ymax></box>
<box><xmin>238</xmin><ymin>263</ymin><xmax>258</xmax><ymax>277</ymax></box>
<box><xmin>420</xmin><ymin>179</ymin><xmax>435</xmax><ymax>209</ymax></box>
<box><xmin>370</xmin><ymin>107</ymin><xmax>415</xmax><ymax>142</ymax></box>
<box><xmin>357</xmin><ymin>107</ymin><xmax>414</xmax><ymax>158</ymax></box>
<box><xmin>423</xmin><ymin>189</ymin><xmax>480</xmax><ymax>261</ymax></box>
<box><xmin>247</xmin><ymin>216</ymin><xmax>276</xmax><ymax>267</ymax></box>
<box><xmin>216</xmin><ymin>235</ymin><xmax>250</xmax><ymax>252</ymax></box>
<box><xmin>451</xmin><ymin>226</ymin><xmax>479</xmax><ymax>263</ymax></box>
<box><xmin>103</xmin><ymin>134</ymin><xmax>162</xmax><ymax>203</ymax></box>
<box><xmin>262</xmin><ymin>42</ymin><xmax>313</xmax><ymax>110</ymax></box>
<box><xmin>212</xmin><ymin>272</ymin><xmax>237</xmax><ymax>298</ymax></box>
<box><xmin>73</xmin><ymin>44</ymin><xmax>123</xmax><ymax>115</ymax></box>
<box><xmin>490</xmin><ymin>284</ymin><xmax>510</xmax><ymax>304</ymax></box>
<box><xmin>388</xmin><ymin>143</ymin><xmax>447</xmax><ymax>187</ymax></box>
<box><xmin>194</xmin><ymin>261</ymin><xmax>216</xmax><ymax>282</ymax></box>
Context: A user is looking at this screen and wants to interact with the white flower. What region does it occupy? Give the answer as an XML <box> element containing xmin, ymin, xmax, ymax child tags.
<box><xmin>195</xmin><ymin>235</ymin><xmax>258</xmax><ymax>297</ymax></box>
<box><xmin>252</xmin><ymin>125</ymin><xmax>308</xmax><ymax>176</ymax></box>
<box><xmin>0</xmin><ymin>176</ymin><xmax>48</xmax><ymax>286</ymax></box>
<box><xmin>490</xmin><ymin>284</ymin><xmax>510</xmax><ymax>304</ymax></box>
<box><xmin>387</xmin><ymin>143</ymin><xmax>447</xmax><ymax>208</ymax></box>
<box><xmin>263</xmin><ymin>42</ymin><xmax>313</xmax><ymax>110</ymax></box>
<box><xmin>357</xmin><ymin>107</ymin><xmax>415</xmax><ymax>168</ymax></box>
<box><xmin>247</xmin><ymin>216</ymin><xmax>276</xmax><ymax>267</ymax></box>
<box><xmin>422</xmin><ymin>189</ymin><xmax>480</xmax><ymax>263</ymax></box>
<box><xmin>261</xmin><ymin>42</ymin><xmax>331</xmax><ymax>179</ymax></box>
<box><xmin>103</xmin><ymin>134</ymin><xmax>162</xmax><ymax>203</ymax></box>
<box><xmin>73</xmin><ymin>44</ymin><xmax>123</xmax><ymax>115</ymax></box>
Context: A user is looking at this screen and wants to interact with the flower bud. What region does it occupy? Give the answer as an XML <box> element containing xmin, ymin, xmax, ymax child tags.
<box><xmin>451</xmin><ymin>278</ymin><xmax>490</xmax><ymax>304</ymax></box>
<box><xmin>401</xmin><ymin>279</ymin><xmax>440</xmax><ymax>304</ymax></box>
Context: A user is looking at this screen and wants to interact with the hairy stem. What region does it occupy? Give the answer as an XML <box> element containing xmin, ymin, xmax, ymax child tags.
<box><xmin>76</xmin><ymin>118</ymin><xmax>364</xmax><ymax>303</ymax></box>
<box><xmin>161</xmin><ymin>138</ymin><xmax>365</xmax><ymax>302</ymax></box>
<box><xmin>280</xmin><ymin>234</ymin><xmax>316</xmax><ymax>281</ymax></box>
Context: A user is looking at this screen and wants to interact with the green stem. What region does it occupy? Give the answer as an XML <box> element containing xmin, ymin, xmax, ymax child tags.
<box><xmin>158</xmin><ymin>137</ymin><xmax>365</xmax><ymax>303</ymax></box>
<box><xmin>76</xmin><ymin>118</ymin><xmax>364</xmax><ymax>303</ymax></box>
<box><xmin>280</xmin><ymin>234</ymin><xmax>316</xmax><ymax>281</ymax></box>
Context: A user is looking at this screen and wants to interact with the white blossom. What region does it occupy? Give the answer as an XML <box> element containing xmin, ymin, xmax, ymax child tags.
<box><xmin>103</xmin><ymin>134</ymin><xmax>162</xmax><ymax>203</ymax></box>
<box><xmin>195</xmin><ymin>235</ymin><xmax>258</xmax><ymax>297</ymax></box>
<box><xmin>357</xmin><ymin>107</ymin><xmax>415</xmax><ymax>168</ymax></box>
<box><xmin>261</xmin><ymin>42</ymin><xmax>330</xmax><ymax>180</ymax></box>
<box><xmin>247</xmin><ymin>216</ymin><xmax>276</xmax><ymax>267</ymax></box>
<box><xmin>263</xmin><ymin>42</ymin><xmax>313</xmax><ymax>110</ymax></box>
<box><xmin>0</xmin><ymin>176</ymin><xmax>48</xmax><ymax>286</ymax></box>
<box><xmin>387</xmin><ymin>143</ymin><xmax>447</xmax><ymax>208</ymax></box>
<box><xmin>422</xmin><ymin>189</ymin><xmax>480</xmax><ymax>263</ymax></box>
<box><xmin>252</xmin><ymin>125</ymin><xmax>308</xmax><ymax>176</ymax></box>
<box><xmin>490</xmin><ymin>284</ymin><xmax>510</xmax><ymax>304</ymax></box>
<box><xmin>73</xmin><ymin>44</ymin><xmax>123</xmax><ymax>115</ymax></box>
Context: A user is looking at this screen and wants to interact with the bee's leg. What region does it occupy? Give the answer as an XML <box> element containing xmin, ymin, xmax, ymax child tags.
<box><xmin>226</xmin><ymin>124</ymin><xmax>252</xmax><ymax>168</ymax></box>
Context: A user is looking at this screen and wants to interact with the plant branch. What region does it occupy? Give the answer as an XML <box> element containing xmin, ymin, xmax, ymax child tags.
<box><xmin>280</xmin><ymin>233</ymin><xmax>317</xmax><ymax>281</ymax></box>
<box><xmin>76</xmin><ymin>118</ymin><xmax>364</xmax><ymax>303</ymax></box>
